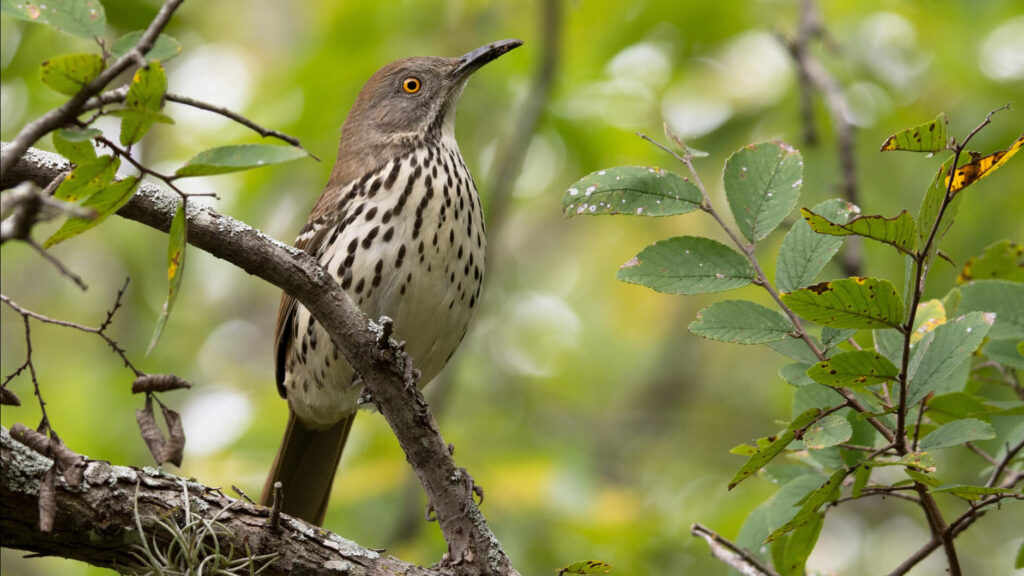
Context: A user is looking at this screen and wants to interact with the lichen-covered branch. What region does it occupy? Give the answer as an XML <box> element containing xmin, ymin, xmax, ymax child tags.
<box><xmin>0</xmin><ymin>426</ymin><xmax>446</xmax><ymax>576</ymax></box>
<box><xmin>2</xmin><ymin>142</ymin><xmax>518</xmax><ymax>576</ymax></box>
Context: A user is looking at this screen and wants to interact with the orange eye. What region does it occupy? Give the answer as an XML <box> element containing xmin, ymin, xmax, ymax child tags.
<box><xmin>402</xmin><ymin>77</ymin><xmax>421</xmax><ymax>93</ymax></box>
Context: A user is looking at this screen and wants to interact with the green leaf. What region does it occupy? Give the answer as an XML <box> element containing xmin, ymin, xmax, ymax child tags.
<box><xmin>907</xmin><ymin>311</ymin><xmax>994</xmax><ymax>406</ymax></box>
<box><xmin>916</xmin><ymin>156</ymin><xmax>960</xmax><ymax>261</ymax></box>
<box><xmin>776</xmin><ymin>198</ymin><xmax>853</xmax><ymax>292</ymax></box>
<box><xmin>768</xmin><ymin>335</ymin><xmax>824</xmax><ymax>364</ymax></box>
<box><xmin>766</xmin><ymin>469</ymin><xmax>847</xmax><ymax>542</ymax></box>
<box><xmin>562</xmin><ymin>166</ymin><xmax>701</xmax><ymax>218</ymax></box>
<box><xmin>879</xmin><ymin>113</ymin><xmax>948</xmax><ymax>152</ymax></box>
<box><xmin>905</xmin><ymin>468</ymin><xmax>944</xmax><ymax>488</ymax></box>
<box><xmin>52</xmin><ymin>127</ymin><xmax>98</xmax><ymax>163</ymax></box>
<box><xmin>918</xmin><ymin>418</ymin><xmax>996</xmax><ymax>451</ymax></box>
<box><xmin>774</xmin><ymin>512</ymin><xmax>823</xmax><ymax>576</ymax></box>
<box><xmin>724</xmin><ymin>141</ymin><xmax>803</xmax><ymax>242</ymax></box>
<box><xmin>557</xmin><ymin>560</ymin><xmax>612</xmax><ymax>575</ymax></box>
<box><xmin>688</xmin><ymin>300</ymin><xmax>793</xmax><ymax>344</ymax></box>
<box><xmin>957</xmin><ymin>280</ymin><xmax>1024</xmax><ymax>340</ymax></box>
<box><xmin>175</xmin><ymin>144</ymin><xmax>309</xmax><ymax>177</ymax></box>
<box><xmin>110</xmin><ymin>30</ymin><xmax>183</xmax><ymax>63</ymax></box>
<box><xmin>930</xmin><ymin>484</ymin><xmax>1022</xmax><ymax>501</ymax></box>
<box><xmin>821</xmin><ymin>327</ymin><xmax>857</xmax><ymax>351</ymax></box>
<box><xmin>1016</xmin><ymin>539</ymin><xmax>1024</xmax><ymax>569</ymax></box>
<box><xmin>958</xmin><ymin>240</ymin><xmax>1024</xmax><ymax>284</ymax></box>
<box><xmin>53</xmin><ymin>155</ymin><xmax>119</xmax><ymax>202</ymax></box>
<box><xmin>728</xmin><ymin>408</ymin><xmax>821</xmax><ymax>490</ymax></box>
<box><xmin>802</xmin><ymin>208</ymin><xmax>918</xmax><ymax>256</ymax></box>
<box><xmin>39</xmin><ymin>53</ymin><xmax>105</xmax><ymax>95</ymax></box>
<box><xmin>44</xmin><ymin>176</ymin><xmax>139</xmax><ymax>248</ymax></box>
<box><xmin>782</xmin><ymin>277</ymin><xmax>904</xmax><ymax>330</ymax></box>
<box><xmin>118</xmin><ymin>63</ymin><xmax>169</xmax><ymax>145</ymax></box>
<box><xmin>806</xmin><ymin>350</ymin><xmax>899</xmax><ymax>388</ymax></box>
<box><xmin>852</xmin><ymin>465</ymin><xmax>870</xmax><ymax>497</ymax></box>
<box><xmin>147</xmin><ymin>200</ymin><xmax>187</xmax><ymax>356</ymax></box>
<box><xmin>982</xmin><ymin>338</ymin><xmax>1024</xmax><ymax>369</ymax></box>
<box><xmin>616</xmin><ymin>236</ymin><xmax>755</xmax><ymax>295</ymax></box>
<box><xmin>926</xmin><ymin>392</ymin><xmax>993</xmax><ymax>425</ymax></box>
<box><xmin>803</xmin><ymin>414</ymin><xmax>852</xmax><ymax>449</ymax></box>
<box><xmin>779</xmin><ymin>362</ymin><xmax>815</xmax><ymax>387</ymax></box>
<box><xmin>1</xmin><ymin>0</ymin><xmax>106</xmax><ymax>39</ymax></box>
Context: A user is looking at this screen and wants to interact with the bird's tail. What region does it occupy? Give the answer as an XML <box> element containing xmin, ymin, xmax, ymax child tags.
<box><xmin>261</xmin><ymin>411</ymin><xmax>354</xmax><ymax>526</ymax></box>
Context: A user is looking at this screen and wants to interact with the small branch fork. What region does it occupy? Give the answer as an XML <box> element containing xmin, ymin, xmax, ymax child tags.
<box><xmin>642</xmin><ymin>103</ymin><xmax>1014</xmax><ymax>576</ymax></box>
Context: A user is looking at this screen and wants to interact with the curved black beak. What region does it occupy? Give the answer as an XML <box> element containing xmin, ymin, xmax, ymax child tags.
<box><xmin>452</xmin><ymin>39</ymin><xmax>523</xmax><ymax>81</ymax></box>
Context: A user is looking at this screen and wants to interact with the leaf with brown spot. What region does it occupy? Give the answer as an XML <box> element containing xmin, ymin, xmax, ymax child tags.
<box><xmin>947</xmin><ymin>134</ymin><xmax>1023</xmax><ymax>195</ymax></box>
<box><xmin>880</xmin><ymin>113</ymin><xmax>947</xmax><ymax>152</ymax></box>
<box><xmin>802</xmin><ymin>208</ymin><xmax>917</xmax><ymax>256</ymax></box>
<box><xmin>957</xmin><ymin>240</ymin><xmax>1024</xmax><ymax>284</ymax></box>
<box><xmin>558</xmin><ymin>560</ymin><xmax>612</xmax><ymax>575</ymax></box>
<box><xmin>147</xmin><ymin>199</ymin><xmax>187</xmax><ymax>355</ymax></box>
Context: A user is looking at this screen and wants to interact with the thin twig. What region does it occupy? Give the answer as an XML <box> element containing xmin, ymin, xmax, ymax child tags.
<box><xmin>0</xmin><ymin>0</ymin><xmax>186</xmax><ymax>178</ymax></box>
<box><xmin>691</xmin><ymin>523</ymin><xmax>779</xmax><ymax>576</ymax></box>
<box><xmin>26</xmin><ymin>239</ymin><xmax>88</xmax><ymax>290</ymax></box>
<box><xmin>638</xmin><ymin>132</ymin><xmax>895</xmax><ymax>443</ymax></box>
<box><xmin>964</xmin><ymin>441</ymin><xmax>999</xmax><ymax>467</ymax></box>
<box><xmin>1</xmin><ymin>290</ymin><xmax>144</xmax><ymax>378</ymax></box>
<box><xmin>986</xmin><ymin>437</ymin><xmax>1024</xmax><ymax>488</ymax></box>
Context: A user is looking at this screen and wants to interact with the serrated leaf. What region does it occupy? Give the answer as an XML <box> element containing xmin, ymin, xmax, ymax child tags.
<box><xmin>930</xmin><ymin>484</ymin><xmax>1021</xmax><ymax>501</ymax></box>
<box><xmin>768</xmin><ymin>335</ymin><xmax>824</xmax><ymax>364</ymax></box>
<box><xmin>982</xmin><ymin>338</ymin><xmax>1024</xmax><ymax>369</ymax></box>
<box><xmin>44</xmin><ymin>176</ymin><xmax>139</xmax><ymax>247</ymax></box>
<box><xmin>926</xmin><ymin>392</ymin><xmax>993</xmax><ymax>425</ymax></box>
<box><xmin>780</xmin><ymin>362</ymin><xmax>815</xmax><ymax>387</ymax></box>
<box><xmin>1</xmin><ymin>0</ymin><xmax>106</xmax><ymax>39</ymax></box>
<box><xmin>729</xmin><ymin>408</ymin><xmax>821</xmax><ymax>490</ymax></box>
<box><xmin>776</xmin><ymin>198</ymin><xmax>853</xmax><ymax>292</ymax></box>
<box><xmin>862</xmin><ymin>452</ymin><xmax>935</xmax><ymax>472</ymax></box>
<box><xmin>806</xmin><ymin>350</ymin><xmax>898</xmax><ymax>388</ymax></box>
<box><xmin>947</xmin><ymin>134</ymin><xmax>1023</xmax><ymax>196</ymax></box>
<box><xmin>802</xmin><ymin>208</ymin><xmax>918</xmax><ymax>256</ymax></box>
<box><xmin>562</xmin><ymin>166</ymin><xmax>701</xmax><ymax>218</ymax></box>
<box><xmin>617</xmin><ymin>236</ymin><xmax>755</xmax><ymax>295</ymax></box>
<box><xmin>766</xmin><ymin>469</ymin><xmax>847</xmax><ymax>542</ymax></box>
<box><xmin>958</xmin><ymin>240</ymin><xmax>1024</xmax><ymax>284</ymax></box>
<box><xmin>688</xmin><ymin>300</ymin><xmax>793</xmax><ymax>344</ymax></box>
<box><xmin>821</xmin><ymin>327</ymin><xmax>857</xmax><ymax>351</ymax></box>
<box><xmin>880</xmin><ymin>113</ymin><xmax>948</xmax><ymax>152</ymax></box>
<box><xmin>957</xmin><ymin>280</ymin><xmax>1024</xmax><ymax>340</ymax></box>
<box><xmin>53</xmin><ymin>154</ymin><xmax>119</xmax><ymax>202</ymax></box>
<box><xmin>907</xmin><ymin>311</ymin><xmax>994</xmax><ymax>406</ymax></box>
<box><xmin>919</xmin><ymin>418</ymin><xmax>996</xmax><ymax>450</ymax></box>
<box><xmin>557</xmin><ymin>560</ymin><xmax>612</xmax><ymax>575</ymax></box>
<box><xmin>803</xmin><ymin>414</ymin><xmax>852</xmax><ymax>449</ymax></box>
<box><xmin>724</xmin><ymin>141</ymin><xmax>803</xmax><ymax>242</ymax></box>
<box><xmin>39</xmin><ymin>53</ymin><xmax>105</xmax><ymax>95</ymax></box>
<box><xmin>175</xmin><ymin>144</ymin><xmax>309</xmax><ymax>177</ymax></box>
<box><xmin>782</xmin><ymin>277</ymin><xmax>904</xmax><ymax>330</ymax></box>
<box><xmin>52</xmin><ymin>127</ymin><xmax>98</xmax><ymax>163</ymax></box>
<box><xmin>147</xmin><ymin>200</ymin><xmax>187</xmax><ymax>356</ymax></box>
<box><xmin>110</xmin><ymin>30</ymin><xmax>183</xmax><ymax>63</ymax></box>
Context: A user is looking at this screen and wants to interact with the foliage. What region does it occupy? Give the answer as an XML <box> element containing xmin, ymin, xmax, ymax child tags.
<box><xmin>562</xmin><ymin>115</ymin><xmax>1024</xmax><ymax>574</ymax></box>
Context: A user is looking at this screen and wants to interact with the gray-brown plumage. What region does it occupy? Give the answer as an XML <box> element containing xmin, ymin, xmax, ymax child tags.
<box><xmin>262</xmin><ymin>40</ymin><xmax>521</xmax><ymax>526</ymax></box>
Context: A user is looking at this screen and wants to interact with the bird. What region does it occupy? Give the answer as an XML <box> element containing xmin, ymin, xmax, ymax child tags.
<box><xmin>261</xmin><ymin>39</ymin><xmax>522</xmax><ymax>526</ymax></box>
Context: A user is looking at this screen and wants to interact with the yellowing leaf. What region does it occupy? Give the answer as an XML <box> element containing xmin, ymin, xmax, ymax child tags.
<box><xmin>880</xmin><ymin>113</ymin><xmax>947</xmax><ymax>153</ymax></box>
<box><xmin>947</xmin><ymin>134</ymin><xmax>1023</xmax><ymax>195</ymax></box>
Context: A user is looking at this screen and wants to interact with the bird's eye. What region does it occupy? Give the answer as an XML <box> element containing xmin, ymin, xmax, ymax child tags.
<box><xmin>402</xmin><ymin>77</ymin><xmax>421</xmax><ymax>94</ymax></box>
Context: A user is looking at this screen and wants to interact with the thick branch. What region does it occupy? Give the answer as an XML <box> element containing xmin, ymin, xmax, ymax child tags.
<box><xmin>0</xmin><ymin>426</ymin><xmax>446</xmax><ymax>576</ymax></box>
<box><xmin>2</xmin><ymin>142</ymin><xmax>517</xmax><ymax>576</ymax></box>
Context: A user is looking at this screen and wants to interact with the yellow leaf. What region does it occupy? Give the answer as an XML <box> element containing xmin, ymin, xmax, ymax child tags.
<box><xmin>946</xmin><ymin>134</ymin><xmax>1023</xmax><ymax>195</ymax></box>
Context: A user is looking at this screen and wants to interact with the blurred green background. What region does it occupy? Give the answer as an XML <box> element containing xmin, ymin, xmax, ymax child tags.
<box><xmin>2</xmin><ymin>1</ymin><xmax>1022</xmax><ymax>574</ymax></box>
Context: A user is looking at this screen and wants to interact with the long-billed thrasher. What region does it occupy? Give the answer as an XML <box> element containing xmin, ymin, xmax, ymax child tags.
<box><xmin>261</xmin><ymin>39</ymin><xmax>522</xmax><ymax>525</ymax></box>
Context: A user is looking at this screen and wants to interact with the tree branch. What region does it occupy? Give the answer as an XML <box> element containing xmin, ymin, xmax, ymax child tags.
<box><xmin>2</xmin><ymin>142</ymin><xmax>518</xmax><ymax>576</ymax></box>
<box><xmin>0</xmin><ymin>426</ymin><xmax>450</xmax><ymax>576</ymax></box>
